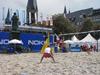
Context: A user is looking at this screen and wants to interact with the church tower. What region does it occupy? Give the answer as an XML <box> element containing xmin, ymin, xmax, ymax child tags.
<box><xmin>27</xmin><ymin>0</ymin><xmax>38</xmax><ymax>24</ymax></box>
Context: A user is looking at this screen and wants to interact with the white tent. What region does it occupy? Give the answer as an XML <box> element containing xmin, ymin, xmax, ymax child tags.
<box><xmin>64</xmin><ymin>36</ymin><xmax>79</xmax><ymax>46</ymax></box>
<box><xmin>80</xmin><ymin>34</ymin><xmax>97</xmax><ymax>43</ymax></box>
<box><xmin>71</xmin><ymin>35</ymin><xmax>79</xmax><ymax>42</ymax></box>
<box><xmin>64</xmin><ymin>40</ymin><xmax>73</xmax><ymax>44</ymax></box>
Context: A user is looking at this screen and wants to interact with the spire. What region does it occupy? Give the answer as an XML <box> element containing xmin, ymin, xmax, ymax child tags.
<box><xmin>27</xmin><ymin>0</ymin><xmax>38</xmax><ymax>12</ymax></box>
<box><xmin>64</xmin><ymin>6</ymin><xmax>67</xmax><ymax>14</ymax></box>
<box><xmin>27</xmin><ymin>0</ymin><xmax>38</xmax><ymax>24</ymax></box>
<box><xmin>64</xmin><ymin>6</ymin><xmax>67</xmax><ymax>18</ymax></box>
<box><xmin>69</xmin><ymin>10</ymin><xmax>70</xmax><ymax>14</ymax></box>
<box><xmin>5</xmin><ymin>8</ymin><xmax>11</xmax><ymax>24</ymax></box>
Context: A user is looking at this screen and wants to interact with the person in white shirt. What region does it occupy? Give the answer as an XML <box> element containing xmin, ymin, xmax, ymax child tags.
<box><xmin>39</xmin><ymin>45</ymin><xmax>55</xmax><ymax>63</ymax></box>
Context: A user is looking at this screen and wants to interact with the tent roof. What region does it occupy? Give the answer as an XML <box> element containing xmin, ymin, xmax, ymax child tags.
<box><xmin>64</xmin><ymin>35</ymin><xmax>79</xmax><ymax>44</ymax></box>
<box><xmin>80</xmin><ymin>34</ymin><xmax>97</xmax><ymax>43</ymax></box>
<box><xmin>98</xmin><ymin>38</ymin><xmax>100</xmax><ymax>42</ymax></box>
<box><xmin>71</xmin><ymin>35</ymin><xmax>79</xmax><ymax>42</ymax></box>
<box><xmin>64</xmin><ymin>40</ymin><xmax>73</xmax><ymax>44</ymax></box>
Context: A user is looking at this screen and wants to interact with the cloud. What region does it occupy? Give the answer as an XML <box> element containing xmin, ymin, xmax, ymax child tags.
<box><xmin>65</xmin><ymin>0</ymin><xmax>100</xmax><ymax>12</ymax></box>
<box><xmin>0</xmin><ymin>0</ymin><xmax>27</xmax><ymax>9</ymax></box>
<box><xmin>0</xmin><ymin>0</ymin><xmax>100</xmax><ymax>20</ymax></box>
<box><xmin>37</xmin><ymin>0</ymin><xmax>65</xmax><ymax>20</ymax></box>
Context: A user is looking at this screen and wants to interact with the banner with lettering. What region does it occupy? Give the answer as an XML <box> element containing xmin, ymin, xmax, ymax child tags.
<box><xmin>20</xmin><ymin>33</ymin><xmax>54</xmax><ymax>52</ymax></box>
<box><xmin>0</xmin><ymin>32</ymin><xmax>10</xmax><ymax>52</ymax></box>
<box><xmin>0</xmin><ymin>32</ymin><xmax>54</xmax><ymax>52</ymax></box>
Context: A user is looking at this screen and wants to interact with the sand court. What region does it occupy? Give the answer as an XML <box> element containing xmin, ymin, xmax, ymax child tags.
<box><xmin>0</xmin><ymin>52</ymin><xmax>100</xmax><ymax>75</ymax></box>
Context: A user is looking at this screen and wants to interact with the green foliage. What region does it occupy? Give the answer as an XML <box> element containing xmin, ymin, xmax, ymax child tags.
<box><xmin>92</xmin><ymin>25</ymin><xmax>100</xmax><ymax>39</ymax></box>
<box><xmin>52</xmin><ymin>14</ymin><xmax>77</xmax><ymax>34</ymax></box>
<box><xmin>93</xmin><ymin>24</ymin><xmax>100</xmax><ymax>30</ymax></box>
<box><xmin>80</xmin><ymin>18</ymin><xmax>94</xmax><ymax>32</ymax></box>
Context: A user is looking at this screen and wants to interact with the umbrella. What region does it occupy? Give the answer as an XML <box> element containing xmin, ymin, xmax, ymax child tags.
<box><xmin>8</xmin><ymin>39</ymin><xmax>23</xmax><ymax>53</ymax></box>
<box><xmin>8</xmin><ymin>39</ymin><xmax>23</xmax><ymax>44</ymax></box>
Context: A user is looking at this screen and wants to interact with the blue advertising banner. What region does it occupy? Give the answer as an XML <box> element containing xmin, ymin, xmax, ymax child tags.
<box><xmin>0</xmin><ymin>32</ymin><xmax>54</xmax><ymax>52</ymax></box>
<box><xmin>20</xmin><ymin>33</ymin><xmax>54</xmax><ymax>52</ymax></box>
<box><xmin>70</xmin><ymin>47</ymin><xmax>81</xmax><ymax>52</ymax></box>
<box><xmin>0</xmin><ymin>32</ymin><xmax>10</xmax><ymax>52</ymax></box>
<box><xmin>70</xmin><ymin>44</ymin><xmax>81</xmax><ymax>52</ymax></box>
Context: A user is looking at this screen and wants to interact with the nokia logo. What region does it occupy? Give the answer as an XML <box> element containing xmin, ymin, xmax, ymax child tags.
<box><xmin>0</xmin><ymin>39</ymin><xmax>9</xmax><ymax>45</ymax></box>
<box><xmin>28</xmin><ymin>40</ymin><xmax>44</xmax><ymax>45</ymax></box>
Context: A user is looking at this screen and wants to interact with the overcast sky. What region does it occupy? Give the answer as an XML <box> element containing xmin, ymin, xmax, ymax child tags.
<box><xmin>39</xmin><ymin>0</ymin><xmax>100</xmax><ymax>20</ymax></box>
<box><xmin>0</xmin><ymin>0</ymin><xmax>100</xmax><ymax>20</ymax></box>
<box><xmin>37</xmin><ymin>0</ymin><xmax>100</xmax><ymax>15</ymax></box>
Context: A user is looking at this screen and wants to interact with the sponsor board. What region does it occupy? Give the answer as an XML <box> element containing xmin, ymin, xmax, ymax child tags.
<box><xmin>0</xmin><ymin>32</ymin><xmax>54</xmax><ymax>52</ymax></box>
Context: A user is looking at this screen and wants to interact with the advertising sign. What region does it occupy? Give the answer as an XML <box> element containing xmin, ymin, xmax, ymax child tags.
<box><xmin>20</xmin><ymin>33</ymin><xmax>54</xmax><ymax>52</ymax></box>
<box><xmin>0</xmin><ymin>32</ymin><xmax>10</xmax><ymax>52</ymax></box>
<box><xmin>0</xmin><ymin>32</ymin><xmax>54</xmax><ymax>52</ymax></box>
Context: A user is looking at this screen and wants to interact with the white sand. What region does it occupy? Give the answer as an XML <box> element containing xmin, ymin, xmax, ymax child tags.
<box><xmin>0</xmin><ymin>52</ymin><xmax>100</xmax><ymax>75</ymax></box>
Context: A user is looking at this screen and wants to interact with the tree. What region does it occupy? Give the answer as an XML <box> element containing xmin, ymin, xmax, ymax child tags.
<box><xmin>92</xmin><ymin>24</ymin><xmax>100</xmax><ymax>40</ymax></box>
<box><xmin>78</xmin><ymin>18</ymin><xmax>96</xmax><ymax>39</ymax></box>
<box><xmin>52</xmin><ymin>14</ymin><xmax>77</xmax><ymax>34</ymax></box>
<box><xmin>80</xmin><ymin>18</ymin><xmax>94</xmax><ymax>32</ymax></box>
<box><xmin>93</xmin><ymin>24</ymin><xmax>100</xmax><ymax>30</ymax></box>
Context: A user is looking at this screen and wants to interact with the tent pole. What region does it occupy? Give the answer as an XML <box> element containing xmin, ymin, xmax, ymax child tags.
<box><xmin>97</xmin><ymin>40</ymin><xmax>98</xmax><ymax>52</ymax></box>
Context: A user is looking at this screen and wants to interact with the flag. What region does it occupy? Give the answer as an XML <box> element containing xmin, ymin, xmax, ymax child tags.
<box><xmin>22</xmin><ymin>10</ymin><xmax>26</xmax><ymax>24</ymax></box>
<box><xmin>35</xmin><ymin>11</ymin><xmax>38</xmax><ymax>24</ymax></box>
<box><xmin>55</xmin><ymin>33</ymin><xmax>63</xmax><ymax>47</ymax></box>
<box><xmin>40</xmin><ymin>13</ymin><xmax>43</xmax><ymax>24</ymax></box>
<box><xmin>35</xmin><ymin>0</ymin><xmax>38</xmax><ymax>24</ymax></box>
<box><xmin>55</xmin><ymin>34</ymin><xmax>60</xmax><ymax>44</ymax></box>
<box><xmin>50</xmin><ymin>17</ymin><xmax>53</xmax><ymax>26</ymax></box>
<box><xmin>41</xmin><ymin>33</ymin><xmax>50</xmax><ymax>54</ymax></box>
<box><xmin>2</xmin><ymin>7</ymin><xmax>5</xmax><ymax>21</ymax></box>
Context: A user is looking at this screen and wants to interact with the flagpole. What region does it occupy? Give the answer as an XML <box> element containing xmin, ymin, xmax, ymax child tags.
<box><xmin>46</xmin><ymin>16</ymin><xmax>49</xmax><ymax>26</ymax></box>
<box><xmin>23</xmin><ymin>10</ymin><xmax>25</xmax><ymax>25</ymax></box>
<box><xmin>50</xmin><ymin>16</ymin><xmax>53</xmax><ymax>26</ymax></box>
<box><xmin>40</xmin><ymin>13</ymin><xmax>43</xmax><ymax>24</ymax></box>
<box><xmin>2</xmin><ymin>7</ymin><xmax>5</xmax><ymax>25</ymax></box>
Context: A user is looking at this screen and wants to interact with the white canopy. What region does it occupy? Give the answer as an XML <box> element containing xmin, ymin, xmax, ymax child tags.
<box><xmin>71</xmin><ymin>35</ymin><xmax>79</xmax><ymax>42</ymax></box>
<box><xmin>64</xmin><ymin>40</ymin><xmax>73</xmax><ymax>44</ymax></box>
<box><xmin>64</xmin><ymin>35</ymin><xmax>79</xmax><ymax>44</ymax></box>
<box><xmin>98</xmin><ymin>38</ymin><xmax>100</xmax><ymax>42</ymax></box>
<box><xmin>80</xmin><ymin>34</ymin><xmax>97</xmax><ymax>43</ymax></box>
